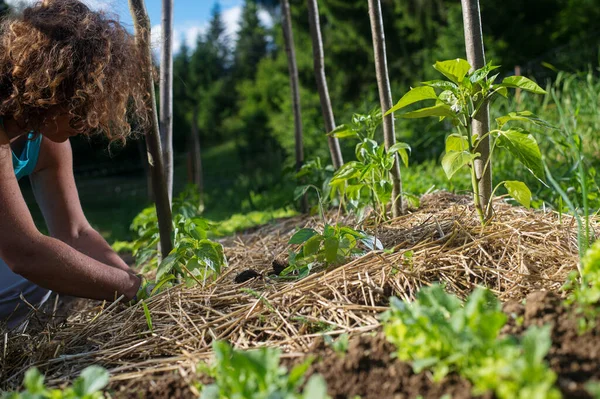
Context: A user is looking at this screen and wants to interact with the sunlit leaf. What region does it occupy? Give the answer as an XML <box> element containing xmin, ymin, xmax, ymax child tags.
<box><xmin>504</xmin><ymin>181</ymin><xmax>532</xmax><ymax>208</ymax></box>
<box><xmin>289</xmin><ymin>228</ymin><xmax>318</xmax><ymax>245</ymax></box>
<box><xmin>445</xmin><ymin>134</ymin><xmax>469</xmax><ymax>153</ymax></box>
<box><xmin>441</xmin><ymin>151</ymin><xmax>478</xmax><ymax>180</ymax></box>
<box><xmin>496</xmin><ymin>129</ymin><xmax>544</xmax><ymax>180</ymax></box>
<box><xmin>500</xmin><ymin>76</ymin><xmax>546</xmax><ymax>94</ymax></box>
<box><xmin>433</xmin><ymin>59</ymin><xmax>472</xmax><ymax>84</ymax></box>
<box><xmin>400</xmin><ymin>104</ymin><xmax>456</xmax><ymax>119</ymax></box>
<box><xmin>495</xmin><ymin>111</ymin><xmax>555</xmax><ymax>129</ymax></box>
<box><xmin>386</xmin><ymin>86</ymin><xmax>437</xmax><ymax>115</ymax></box>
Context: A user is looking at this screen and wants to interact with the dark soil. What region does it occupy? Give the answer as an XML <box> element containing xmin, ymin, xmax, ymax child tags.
<box><xmin>304</xmin><ymin>333</ymin><xmax>490</xmax><ymax>399</ymax></box>
<box><xmin>234</xmin><ymin>269</ymin><xmax>261</xmax><ymax>283</ymax></box>
<box><xmin>271</xmin><ymin>258</ymin><xmax>288</xmax><ymax>276</ymax></box>
<box><xmin>111</xmin><ymin>372</ymin><xmax>199</xmax><ymax>399</ymax></box>
<box><xmin>503</xmin><ymin>291</ymin><xmax>600</xmax><ymax>399</ymax></box>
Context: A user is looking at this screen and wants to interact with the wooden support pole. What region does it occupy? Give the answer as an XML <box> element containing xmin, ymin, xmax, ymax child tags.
<box><xmin>129</xmin><ymin>0</ymin><xmax>173</xmax><ymax>257</ymax></box>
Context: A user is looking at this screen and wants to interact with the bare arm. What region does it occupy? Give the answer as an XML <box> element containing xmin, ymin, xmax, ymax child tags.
<box><xmin>30</xmin><ymin>138</ymin><xmax>131</xmax><ymax>272</ymax></box>
<box><xmin>0</xmin><ymin>133</ymin><xmax>140</xmax><ymax>301</ymax></box>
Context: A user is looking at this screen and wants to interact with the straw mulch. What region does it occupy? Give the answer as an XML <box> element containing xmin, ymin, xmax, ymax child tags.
<box><xmin>0</xmin><ymin>192</ymin><xmax>591</xmax><ymax>390</ymax></box>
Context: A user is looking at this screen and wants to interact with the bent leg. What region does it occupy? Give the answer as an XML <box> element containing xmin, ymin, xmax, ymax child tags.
<box><xmin>0</xmin><ymin>257</ymin><xmax>51</xmax><ymax>330</ymax></box>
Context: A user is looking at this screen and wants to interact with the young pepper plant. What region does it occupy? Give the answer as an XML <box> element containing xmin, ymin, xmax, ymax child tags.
<box><xmin>284</xmin><ymin>224</ymin><xmax>382</xmax><ymax>278</ymax></box>
<box><xmin>386</xmin><ymin>59</ymin><xmax>549</xmax><ymax>224</ymax></box>
<box><xmin>328</xmin><ymin>109</ymin><xmax>411</xmax><ymax>221</ymax></box>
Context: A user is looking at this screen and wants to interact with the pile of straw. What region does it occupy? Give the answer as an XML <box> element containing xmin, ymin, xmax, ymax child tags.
<box><xmin>0</xmin><ymin>193</ymin><xmax>589</xmax><ymax>391</ymax></box>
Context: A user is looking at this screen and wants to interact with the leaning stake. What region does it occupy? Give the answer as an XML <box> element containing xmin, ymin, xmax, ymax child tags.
<box><xmin>306</xmin><ymin>0</ymin><xmax>344</xmax><ymax>169</ymax></box>
<box><xmin>281</xmin><ymin>0</ymin><xmax>308</xmax><ymax>212</ymax></box>
<box><xmin>367</xmin><ymin>0</ymin><xmax>404</xmax><ymax>217</ymax></box>
<box><xmin>461</xmin><ymin>0</ymin><xmax>492</xmax><ymax>221</ymax></box>
<box><xmin>129</xmin><ymin>0</ymin><xmax>174</xmax><ymax>257</ymax></box>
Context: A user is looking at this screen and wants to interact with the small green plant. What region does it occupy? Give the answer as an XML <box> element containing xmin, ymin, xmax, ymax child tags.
<box><xmin>382</xmin><ymin>285</ymin><xmax>560</xmax><ymax>399</ymax></box>
<box><xmin>387</xmin><ymin>58</ymin><xmax>549</xmax><ymax>223</ymax></box>
<box><xmin>328</xmin><ymin>109</ymin><xmax>411</xmax><ymax>221</ymax></box>
<box><xmin>2</xmin><ymin>366</ymin><xmax>109</xmax><ymax>399</ymax></box>
<box><xmin>324</xmin><ymin>333</ymin><xmax>349</xmax><ymax>355</ymax></box>
<box><xmin>564</xmin><ymin>239</ymin><xmax>600</xmax><ymax>331</ymax></box>
<box><xmin>129</xmin><ymin>186</ymin><xmax>227</xmax><ymax>286</ymax></box>
<box><xmin>294</xmin><ymin>157</ymin><xmax>336</xmax><ymax>211</ymax></box>
<box><xmin>284</xmin><ymin>224</ymin><xmax>381</xmax><ymax>278</ymax></box>
<box><xmin>200</xmin><ymin>341</ymin><xmax>329</xmax><ymax>399</ymax></box>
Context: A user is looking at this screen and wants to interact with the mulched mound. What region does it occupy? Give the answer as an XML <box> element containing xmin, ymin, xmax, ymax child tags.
<box><xmin>0</xmin><ymin>192</ymin><xmax>595</xmax><ymax>393</ymax></box>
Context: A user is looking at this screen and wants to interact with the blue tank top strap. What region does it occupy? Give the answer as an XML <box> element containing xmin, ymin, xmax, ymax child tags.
<box><xmin>1</xmin><ymin>116</ymin><xmax>43</xmax><ymax>180</ymax></box>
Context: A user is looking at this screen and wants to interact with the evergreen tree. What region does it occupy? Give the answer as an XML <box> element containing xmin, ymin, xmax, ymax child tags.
<box><xmin>234</xmin><ymin>0</ymin><xmax>268</xmax><ymax>81</ymax></box>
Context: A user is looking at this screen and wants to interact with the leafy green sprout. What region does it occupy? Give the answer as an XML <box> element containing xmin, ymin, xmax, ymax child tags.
<box><xmin>564</xmin><ymin>239</ymin><xmax>600</xmax><ymax>332</ymax></box>
<box><xmin>387</xmin><ymin>58</ymin><xmax>550</xmax><ymax>224</ymax></box>
<box><xmin>2</xmin><ymin>366</ymin><xmax>109</xmax><ymax>399</ymax></box>
<box><xmin>382</xmin><ymin>285</ymin><xmax>560</xmax><ymax>399</ymax></box>
<box><xmin>327</xmin><ymin>109</ymin><xmax>411</xmax><ymax>221</ymax></box>
<box><xmin>284</xmin><ymin>224</ymin><xmax>382</xmax><ymax>278</ymax></box>
<box><xmin>200</xmin><ymin>341</ymin><xmax>329</xmax><ymax>399</ymax></box>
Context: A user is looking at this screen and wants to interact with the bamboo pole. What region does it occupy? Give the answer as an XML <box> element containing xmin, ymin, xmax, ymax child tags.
<box><xmin>128</xmin><ymin>0</ymin><xmax>173</xmax><ymax>257</ymax></box>
<box><xmin>461</xmin><ymin>0</ymin><xmax>492</xmax><ymax>221</ymax></box>
<box><xmin>367</xmin><ymin>0</ymin><xmax>403</xmax><ymax>217</ymax></box>
<box><xmin>306</xmin><ymin>0</ymin><xmax>344</xmax><ymax>169</ymax></box>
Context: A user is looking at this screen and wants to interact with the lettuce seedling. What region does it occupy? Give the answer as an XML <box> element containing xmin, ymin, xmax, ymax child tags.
<box><xmin>382</xmin><ymin>285</ymin><xmax>560</xmax><ymax>399</ymax></box>
<box><xmin>200</xmin><ymin>341</ymin><xmax>329</xmax><ymax>399</ymax></box>
<box><xmin>2</xmin><ymin>366</ymin><xmax>109</xmax><ymax>399</ymax></box>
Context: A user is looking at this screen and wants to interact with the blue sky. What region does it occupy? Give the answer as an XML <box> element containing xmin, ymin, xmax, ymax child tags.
<box><xmin>8</xmin><ymin>0</ymin><xmax>268</xmax><ymax>52</ymax></box>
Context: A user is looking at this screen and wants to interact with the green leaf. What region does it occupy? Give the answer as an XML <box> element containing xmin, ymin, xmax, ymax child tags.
<box><xmin>422</xmin><ymin>80</ymin><xmax>458</xmax><ymax>91</ymax></box>
<box><xmin>400</xmin><ymin>104</ymin><xmax>456</xmax><ymax>119</ymax></box>
<box><xmin>388</xmin><ymin>142</ymin><xmax>411</xmax><ymax>167</ymax></box>
<box><xmin>324</xmin><ymin>236</ymin><xmax>340</xmax><ymax>264</ymax></box>
<box><xmin>330</xmin><ymin>124</ymin><xmax>357</xmax><ymax>138</ymax></box>
<box><xmin>469</xmin><ymin>62</ymin><xmax>500</xmax><ymax>84</ymax></box>
<box><xmin>495</xmin><ymin>111</ymin><xmax>555</xmax><ymax>129</ymax></box>
<box><xmin>386</xmin><ymin>86</ymin><xmax>437</xmax><ymax>115</ymax></box>
<box><xmin>74</xmin><ymin>366</ymin><xmax>109</xmax><ymax>396</ymax></box>
<box><xmin>441</xmin><ymin>151</ymin><xmax>478</xmax><ymax>180</ymax></box>
<box><xmin>289</xmin><ymin>228</ymin><xmax>319</xmax><ymax>245</ymax></box>
<box><xmin>303</xmin><ymin>235</ymin><xmax>324</xmax><ymax>256</ymax></box>
<box><xmin>504</xmin><ymin>181</ymin><xmax>532</xmax><ymax>208</ymax></box>
<box><xmin>156</xmin><ymin>252</ymin><xmax>180</xmax><ymax>281</ymax></box>
<box><xmin>521</xmin><ymin>325</ymin><xmax>552</xmax><ymax>365</ymax></box>
<box><xmin>445</xmin><ymin>134</ymin><xmax>469</xmax><ymax>153</ymax></box>
<box><xmin>141</xmin><ymin>301</ymin><xmax>153</xmax><ymax>332</ymax></box>
<box><xmin>433</xmin><ymin>59</ymin><xmax>472</xmax><ymax>84</ymax></box>
<box><xmin>500</xmin><ymin>76</ymin><xmax>547</xmax><ymax>94</ymax></box>
<box><xmin>496</xmin><ymin>129</ymin><xmax>545</xmax><ymax>181</ymax></box>
<box><xmin>303</xmin><ymin>375</ymin><xmax>329</xmax><ymax>399</ymax></box>
<box><xmin>23</xmin><ymin>368</ymin><xmax>45</xmax><ymax>393</ymax></box>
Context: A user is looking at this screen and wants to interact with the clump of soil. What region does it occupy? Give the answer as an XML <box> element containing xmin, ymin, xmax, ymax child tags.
<box><xmin>111</xmin><ymin>371</ymin><xmax>207</xmax><ymax>399</ymax></box>
<box><xmin>304</xmin><ymin>334</ymin><xmax>490</xmax><ymax>399</ymax></box>
<box><xmin>503</xmin><ymin>291</ymin><xmax>600</xmax><ymax>399</ymax></box>
<box><xmin>271</xmin><ymin>258</ymin><xmax>288</xmax><ymax>276</ymax></box>
<box><xmin>234</xmin><ymin>269</ymin><xmax>261</xmax><ymax>283</ymax></box>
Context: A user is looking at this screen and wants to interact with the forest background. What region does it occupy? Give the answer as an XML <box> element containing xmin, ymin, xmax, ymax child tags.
<box><xmin>1</xmin><ymin>0</ymin><xmax>599</xmax><ymax>241</ymax></box>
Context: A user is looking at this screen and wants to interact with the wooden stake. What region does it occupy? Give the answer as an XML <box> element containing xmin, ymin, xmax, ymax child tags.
<box><xmin>367</xmin><ymin>0</ymin><xmax>404</xmax><ymax>217</ymax></box>
<box><xmin>306</xmin><ymin>0</ymin><xmax>344</xmax><ymax>170</ymax></box>
<box><xmin>128</xmin><ymin>0</ymin><xmax>173</xmax><ymax>257</ymax></box>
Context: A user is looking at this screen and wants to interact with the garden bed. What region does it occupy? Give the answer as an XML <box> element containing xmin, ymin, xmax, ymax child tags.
<box><xmin>0</xmin><ymin>193</ymin><xmax>595</xmax><ymax>397</ymax></box>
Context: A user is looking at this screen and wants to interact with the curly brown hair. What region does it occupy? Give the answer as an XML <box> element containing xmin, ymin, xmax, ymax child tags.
<box><xmin>0</xmin><ymin>0</ymin><xmax>149</xmax><ymax>141</ymax></box>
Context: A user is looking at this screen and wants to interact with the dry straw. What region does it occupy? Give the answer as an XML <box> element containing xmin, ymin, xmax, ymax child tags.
<box><xmin>0</xmin><ymin>193</ymin><xmax>592</xmax><ymax>391</ymax></box>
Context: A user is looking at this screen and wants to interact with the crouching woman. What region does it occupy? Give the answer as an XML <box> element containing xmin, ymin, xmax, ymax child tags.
<box><xmin>0</xmin><ymin>0</ymin><xmax>148</xmax><ymax>328</ymax></box>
